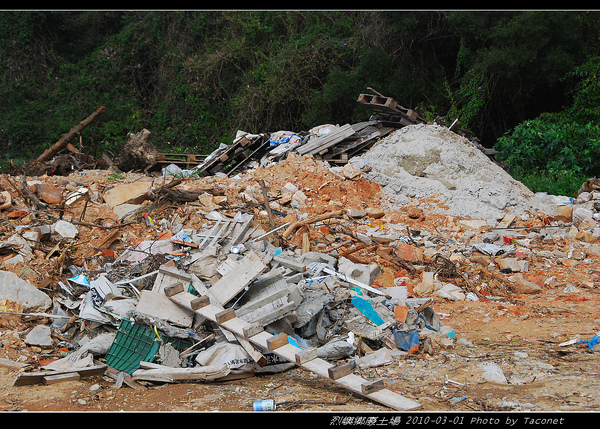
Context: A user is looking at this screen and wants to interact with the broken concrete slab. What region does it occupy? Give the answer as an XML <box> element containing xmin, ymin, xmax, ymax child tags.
<box><xmin>135</xmin><ymin>289</ymin><xmax>195</xmax><ymax>327</ymax></box>
<box><xmin>337</xmin><ymin>256</ymin><xmax>382</xmax><ymax>286</ymax></box>
<box><xmin>0</xmin><ymin>271</ymin><xmax>51</xmax><ymax>311</ymax></box>
<box><xmin>24</xmin><ymin>324</ymin><xmax>53</xmax><ymax>347</ymax></box>
<box><xmin>112</xmin><ymin>203</ymin><xmax>142</xmax><ymax>220</ymax></box>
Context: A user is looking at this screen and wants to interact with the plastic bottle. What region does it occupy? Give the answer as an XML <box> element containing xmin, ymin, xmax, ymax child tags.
<box><xmin>253</xmin><ymin>399</ymin><xmax>276</xmax><ymax>411</ymax></box>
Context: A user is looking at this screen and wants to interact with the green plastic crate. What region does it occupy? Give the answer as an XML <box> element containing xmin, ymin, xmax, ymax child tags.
<box><xmin>105</xmin><ymin>319</ymin><xmax>162</xmax><ymax>374</ymax></box>
<box><xmin>105</xmin><ymin>318</ymin><xmax>194</xmax><ymax>374</ymax></box>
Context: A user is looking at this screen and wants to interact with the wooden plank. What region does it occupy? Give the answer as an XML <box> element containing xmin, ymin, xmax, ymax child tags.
<box><xmin>328</xmin><ymin>362</ymin><xmax>352</xmax><ymax>380</ymax></box>
<box><xmin>297</xmin><ymin>124</ymin><xmax>355</xmax><ymax>156</ymax></box>
<box><xmin>153</xmin><ymin>265</ymin><xmax>192</xmax><ymax>294</ymax></box>
<box><xmin>164</xmin><ymin>282</ymin><xmax>184</xmax><ymax>297</ymax></box>
<box><xmin>43</xmin><ymin>372</ymin><xmax>80</xmax><ymax>385</ymax></box>
<box><xmin>361</xmin><ymin>378</ymin><xmax>385</xmax><ymax>394</ymax></box>
<box><xmin>166</xmin><ymin>289</ymin><xmax>422</xmax><ymax>411</ymax></box>
<box><xmin>13</xmin><ymin>363</ymin><xmax>107</xmax><ymax>387</ymax></box>
<box><xmin>295</xmin><ymin>347</ymin><xmax>318</xmax><ymax>365</ymax></box>
<box><xmin>215</xmin><ymin>308</ymin><xmax>236</xmax><ymax>324</ymax></box>
<box><xmin>242</xmin><ymin>321</ymin><xmax>264</xmax><ymax>338</ymax></box>
<box><xmin>209</xmin><ymin>250</ymin><xmax>267</xmax><ymax>306</ymax></box>
<box><xmin>266</xmin><ymin>333</ymin><xmax>288</xmax><ymax>351</ymax></box>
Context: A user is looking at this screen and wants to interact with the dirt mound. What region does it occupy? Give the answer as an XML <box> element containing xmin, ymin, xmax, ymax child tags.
<box><xmin>358</xmin><ymin>124</ymin><xmax>552</xmax><ymax>223</ymax></box>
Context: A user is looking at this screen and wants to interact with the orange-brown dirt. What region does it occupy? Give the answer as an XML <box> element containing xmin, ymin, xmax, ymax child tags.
<box><xmin>0</xmin><ymin>155</ymin><xmax>599</xmax><ymax>414</ymax></box>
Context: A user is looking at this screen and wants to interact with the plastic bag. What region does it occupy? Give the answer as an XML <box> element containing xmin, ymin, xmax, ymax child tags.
<box><xmin>579</xmin><ymin>336</ymin><xmax>600</xmax><ymax>350</ymax></box>
<box><xmin>393</xmin><ymin>329</ymin><xmax>419</xmax><ymax>354</ymax></box>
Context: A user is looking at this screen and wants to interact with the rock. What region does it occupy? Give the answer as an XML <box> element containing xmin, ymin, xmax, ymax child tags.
<box><xmin>25</xmin><ymin>325</ymin><xmax>53</xmax><ymax>347</ymax></box>
<box><xmin>552</xmin><ymin>206</ymin><xmax>573</xmax><ymax>222</ymax></box>
<box><xmin>396</xmin><ymin>243</ymin><xmax>424</xmax><ymax>263</ymax></box>
<box><xmin>479</xmin><ymin>362</ymin><xmax>508</xmax><ymax>384</ymax></box>
<box><xmin>408</xmin><ymin>207</ymin><xmax>424</xmax><ymax>219</ymax></box>
<box><xmin>53</xmin><ymin>220</ymin><xmax>78</xmax><ymax>238</ymax></box>
<box><xmin>0</xmin><ymin>271</ymin><xmax>51</xmax><ymax>311</ymax></box>
<box><xmin>0</xmin><ymin>191</ymin><xmax>12</xmax><ymax>210</ymax></box>
<box><xmin>568</xmin><ymin>245</ymin><xmax>586</xmax><ymax>260</ymax></box>
<box><xmin>347</xmin><ymin>209</ymin><xmax>367</xmax><ymax>218</ymax></box>
<box><xmin>365</xmin><ymin>207</ymin><xmax>385</xmax><ymax>219</ymax></box>
<box><xmin>112</xmin><ymin>203</ymin><xmax>142</xmax><ymax>220</ymax></box>
<box><xmin>573</xmin><ymin>207</ymin><xmax>596</xmax><ymax>230</ymax></box>
<box><xmin>510</xmin><ymin>274</ymin><xmax>542</xmax><ymax>294</ymax></box>
<box><xmin>102</xmin><ymin>181</ymin><xmax>152</xmax><ymax>208</ymax></box>
<box><xmin>576</xmin><ymin>191</ymin><xmax>592</xmax><ymax>204</ymax></box>
<box><xmin>34</xmin><ymin>183</ymin><xmax>63</xmax><ymax>205</ymax></box>
<box><xmin>291</xmin><ymin>190</ymin><xmax>308</xmax><ymax>208</ymax></box>
<box><xmin>342</xmin><ymin>163</ymin><xmax>363</xmax><ymax>179</ymax></box>
<box><xmin>3</xmin><ymin>255</ymin><xmax>25</xmax><ymax>265</ymax></box>
<box><xmin>316</xmin><ymin>339</ymin><xmax>355</xmax><ymax>360</ymax></box>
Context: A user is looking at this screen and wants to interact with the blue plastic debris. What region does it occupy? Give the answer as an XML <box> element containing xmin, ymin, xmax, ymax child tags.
<box><xmin>393</xmin><ymin>329</ymin><xmax>419</xmax><ymax>353</ymax></box>
<box><xmin>579</xmin><ymin>335</ymin><xmax>600</xmax><ymax>350</ymax></box>
<box><xmin>351</xmin><ymin>296</ymin><xmax>385</xmax><ymax>326</ymax></box>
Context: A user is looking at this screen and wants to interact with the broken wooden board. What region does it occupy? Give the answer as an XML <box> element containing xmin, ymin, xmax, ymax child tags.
<box><xmin>13</xmin><ymin>363</ymin><xmax>107</xmax><ymax>386</ymax></box>
<box><xmin>153</xmin><ymin>265</ymin><xmax>192</xmax><ymax>294</ymax></box>
<box><xmin>296</xmin><ymin>124</ymin><xmax>355</xmax><ymax>156</ymax></box>
<box><xmin>166</xmin><ymin>289</ymin><xmax>421</xmax><ymax>411</ymax></box>
<box><xmin>209</xmin><ymin>250</ymin><xmax>267</xmax><ymax>306</ymax></box>
<box><xmin>43</xmin><ymin>372</ymin><xmax>80</xmax><ymax>385</ymax></box>
<box><xmin>196</xmin><ymin>216</ymin><xmax>253</xmax><ymax>251</ymax></box>
<box><xmin>131</xmin><ymin>363</ymin><xmax>230</xmax><ymax>383</ymax></box>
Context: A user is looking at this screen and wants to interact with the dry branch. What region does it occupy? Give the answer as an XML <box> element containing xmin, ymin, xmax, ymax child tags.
<box><xmin>36</xmin><ymin>106</ymin><xmax>106</xmax><ymax>164</ymax></box>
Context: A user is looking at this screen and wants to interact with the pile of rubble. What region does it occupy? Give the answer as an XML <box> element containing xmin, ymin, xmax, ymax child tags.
<box><xmin>2</xmin><ymin>94</ymin><xmax>600</xmax><ymax>411</ymax></box>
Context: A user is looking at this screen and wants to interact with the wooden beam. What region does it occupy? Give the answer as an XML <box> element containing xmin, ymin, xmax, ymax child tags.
<box><xmin>13</xmin><ymin>363</ymin><xmax>107</xmax><ymax>386</ymax></box>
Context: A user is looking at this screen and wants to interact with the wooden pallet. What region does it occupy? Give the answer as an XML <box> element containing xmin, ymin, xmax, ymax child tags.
<box><xmin>164</xmin><ymin>285</ymin><xmax>422</xmax><ymax>411</ymax></box>
<box><xmin>196</xmin><ymin>217</ymin><xmax>253</xmax><ymax>251</ymax></box>
<box><xmin>357</xmin><ymin>94</ymin><xmax>427</xmax><ymax>126</ymax></box>
<box><xmin>296</xmin><ymin>124</ymin><xmax>356</xmax><ymax>156</ymax></box>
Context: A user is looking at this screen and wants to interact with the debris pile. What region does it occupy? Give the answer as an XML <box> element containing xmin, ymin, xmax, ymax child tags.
<box><xmin>1</xmin><ymin>91</ymin><xmax>600</xmax><ymax>411</ymax></box>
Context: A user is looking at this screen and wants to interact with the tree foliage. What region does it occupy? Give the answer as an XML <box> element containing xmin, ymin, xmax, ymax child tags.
<box><xmin>1</xmin><ymin>10</ymin><xmax>599</xmax><ymax>180</ymax></box>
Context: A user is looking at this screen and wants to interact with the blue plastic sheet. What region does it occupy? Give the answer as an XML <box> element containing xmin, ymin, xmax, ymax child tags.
<box><xmin>393</xmin><ymin>329</ymin><xmax>419</xmax><ymax>353</ymax></box>
<box><xmin>351</xmin><ymin>296</ymin><xmax>385</xmax><ymax>326</ymax></box>
<box><xmin>579</xmin><ymin>335</ymin><xmax>600</xmax><ymax>349</ymax></box>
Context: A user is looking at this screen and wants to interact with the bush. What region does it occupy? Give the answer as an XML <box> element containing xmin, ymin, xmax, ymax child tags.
<box><xmin>494</xmin><ymin>118</ymin><xmax>600</xmax><ymax>196</ymax></box>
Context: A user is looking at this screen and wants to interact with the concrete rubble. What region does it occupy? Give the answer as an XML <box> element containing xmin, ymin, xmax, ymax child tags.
<box><xmin>1</xmin><ymin>93</ymin><xmax>600</xmax><ymax>411</ymax></box>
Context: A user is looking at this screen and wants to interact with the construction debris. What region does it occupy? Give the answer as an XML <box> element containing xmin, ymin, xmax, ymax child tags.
<box><xmin>1</xmin><ymin>89</ymin><xmax>600</xmax><ymax>412</ymax></box>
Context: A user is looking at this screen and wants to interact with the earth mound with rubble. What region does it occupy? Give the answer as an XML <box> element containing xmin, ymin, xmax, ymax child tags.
<box><xmin>358</xmin><ymin>124</ymin><xmax>551</xmax><ymax>223</ymax></box>
<box><xmin>1</xmin><ymin>121</ymin><xmax>600</xmax><ymax>414</ymax></box>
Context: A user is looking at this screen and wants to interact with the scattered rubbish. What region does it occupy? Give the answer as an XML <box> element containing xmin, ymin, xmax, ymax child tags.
<box><xmin>1</xmin><ymin>89</ymin><xmax>599</xmax><ymax>412</ymax></box>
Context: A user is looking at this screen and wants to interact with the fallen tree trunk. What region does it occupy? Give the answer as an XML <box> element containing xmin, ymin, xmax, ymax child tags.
<box><xmin>35</xmin><ymin>106</ymin><xmax>107</xmax><ymax>164</ymax></box>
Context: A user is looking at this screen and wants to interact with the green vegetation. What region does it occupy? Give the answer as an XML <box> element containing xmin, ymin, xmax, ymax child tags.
<box><xmin>494</xmin><ymin>54</ymin><xmax>600</xmax><ymax>196</ymax></box>
<box><xmin>1</xmin><ymin>10</ymin><xmax>600</xmax><ymax>195</ymax></box>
